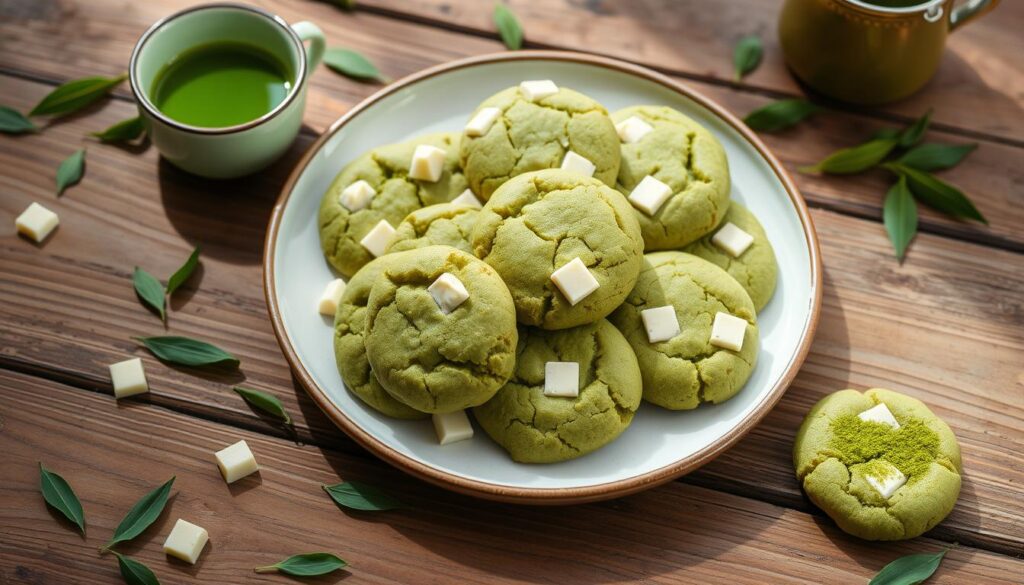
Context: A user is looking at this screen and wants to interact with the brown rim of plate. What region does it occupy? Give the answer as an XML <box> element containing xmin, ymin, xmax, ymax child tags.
<box><xmin>263</xmin><ymin>50</ymin><xmax>823</xmax><ymax>505</ymax></box>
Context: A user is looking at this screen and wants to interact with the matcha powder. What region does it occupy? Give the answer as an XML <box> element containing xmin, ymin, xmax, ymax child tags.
<box><xmin>829</xmin><ymin>414</ymin><xmax>939</xmax><ymax>480</ymax></box>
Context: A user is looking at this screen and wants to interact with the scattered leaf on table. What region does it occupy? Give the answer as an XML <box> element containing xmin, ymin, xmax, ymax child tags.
<box><xmin>323</xmin><ymin>481</ymin><xmax>404</xmax><ymax>511</ymax></box>
<box><xmin>884</xmin><ymin>163</ymin><xmax>987</xmax><ymax>224</ymax></box>
<box><xmin>872</xmin><ymin>127</ymin><xmax>901</xmax><ymax>140</ymax></box>
<box><xmin>165</xmin><ymin>247</ymin><xmax>201</xmax><ymax>297</ymax></box>
<box><xmin>30</xmin><ymin>74</ymin><xmax>128</xmax><ymax>117</ymax></box>
<box><xmin>898</xmin><ymin>109</ymin><xmax>932</xmax><ymax>148</ymax></box>
<box><xmin>896</xmin><ymin>142</ymin><xmax>977</xmax><ymax>172</ymax></box>
<box><xmin>800</xmin><ymin>138</ymin><xmax>897</xmax><ymax>175</ymax></box>
<box><xmin>102</xmin><ymin>476</ymin><xmax>175</xmax><ymax>552</ymax></box>
<box><xmin>56</xmin><ymin>148</ymin><xmax>86</xmax><ymax>196</ymax></box>
<box><xmin>0</xmin><ymin>105</ymin><xmax>38</xmax><ymax>134</ymax></box>
<box><xmin>112</xmin><ymin>551</ymin><xmax>161</xmax><ymax>585</ymax></box>
<box><xmin>493</xmin><ymin>4</ymin><xmax>524</xmax><ymax>50</ymax></box>
<box><xmin>323</xmin><ymin>0</ymin><xmax>356</xmax><ymax>10</ymax></box>
<box><xmin>255</xmin><ymin>553</ymin><xmax>348</xmax><ymax>576</ymax></box>
<box><xmin>869</xmin><ymin>549</ymin><xmax>947</xmax><ymax>585</ymax></box>
<box><xmin>39</xmin><ymin>463</ymin><xmax>86</xmax><ymax>535</ymax></box>
<box><xmin>234</xmin><ymin>386</ymin><xmax>292</xmax><ymax>425</ymax></box>
<box><xmin>92</xmin><ymin>116</ymin><xmax>145</xmax><ymax>143</ymax></box>
<box><xmin>324</xmin><ymin>48</ymin><xmax>387</xmax><ymax>82</ymax></box>
<box><xmin>743</xmin><ymin>99</ymin><xmax>819</xmax><ymax>132</ymax></box>
<box><xmin>133</xmin><ymin>267</ymin><xmax>166</xmax><ymax>322</ymax></box>
<box><xmin>883</xmin><ymin>176</ymin><xmax>917</xmax><ymax>262</ymax></box>
<box><xmin>732</xmin><ymin>36</ymin><xmax>763</xmax><ymax>81</ymax></box>
<box><xmin>134</xmin><ymin>336</ymin><xmax>239</xmax><ymax>368</ymax></box>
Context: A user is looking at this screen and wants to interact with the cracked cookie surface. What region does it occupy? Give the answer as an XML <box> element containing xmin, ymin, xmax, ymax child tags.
<box><xmin>385</xmin><ymin>203</ymin><xmax>479</xmax><ymax>254</ymax></box>
<box><xmin>319</xmin><ymin>132</ymin><xmax>467</xmax><ymax>277</ymax></box>
<box><xmin>471</xmin><ymin>169</ymin><xmax>644</xmax><ymax>330</ymax></box>
<box><xmin>683</xmin><ymin>201</ymin><xmax>777</xmax><ymax>311</ymax></box>
<box><xmin>364</xmin><ymin>246</ymin><xmax>518</xmax><ymax>414</ymax></box>
<box><xmin>612</xmin><ymin>106</ymin><xmax>731</xmax><ymax>250</ymax></box>
<box><xmin>473</xmin><ymin>319</ymin><xmax>642</xmax><ymax>463</ymax></box>
<box><xmin>460</xmin><ymin>86</ymin><xmax>620</xmax><ymax>201</ymax></box>
<box><xmin>608</xmin><ymin>251</ymin><xmax>758</xmax><ymax>410</ymax></box>
<box><xmin>793</xmin><ymin>388</ymin><xmax>962</xmax><ymax>541</ymax></box>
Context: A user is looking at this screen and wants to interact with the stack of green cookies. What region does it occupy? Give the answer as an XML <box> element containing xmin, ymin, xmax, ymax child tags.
<box><xmin>317</xmin><ymin>80</ymin><xmax>779</xmax><ymax>464</ymax></box>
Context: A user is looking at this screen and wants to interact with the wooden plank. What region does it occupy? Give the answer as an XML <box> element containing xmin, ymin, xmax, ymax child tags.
<box><xmin>2</xmin><ymin>369</ymin><xmax>1022</xmax><ymax>584</ymax></box>
<box><xmin>1</xmin><ymin>0</ymin><xmax>1020</xmax><ymax>250</ymax></box>
<box><xmin>1</xmin><ymin>73</ymin><xmax>1022</xmax><ymax>553</ymax></box>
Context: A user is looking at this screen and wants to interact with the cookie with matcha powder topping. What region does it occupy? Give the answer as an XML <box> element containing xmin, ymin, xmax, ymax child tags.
<box><xmin>460</xmin><ymin>85</ymin><xmax>621</xmax><ymax>201</ymax></box>
<box><xmin>793</xmin><ymin>388</ymin><xmax>962</xmax><ymax>541</ymax></box>
<box><xmin>319</xmin><ymin>132</ymin><xmax>467</xmax><ymax>277</ymax></box>
<box><xmin>385</xmin><ymin>203</ymin><xmax>479</xmax><ymax>254</ymax></box>
<box><xmin>474</xmin><ymin>320</ymin><xmax>642</xmax><ymax>463</ymax></box>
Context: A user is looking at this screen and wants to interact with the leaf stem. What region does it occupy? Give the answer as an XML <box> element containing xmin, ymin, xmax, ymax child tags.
<box><xmin>253</xmin><ymin>565</ymin><xmax>279</xmax><ymax>573</ymax></box>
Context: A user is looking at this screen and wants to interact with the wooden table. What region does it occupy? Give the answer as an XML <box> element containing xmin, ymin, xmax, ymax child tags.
<box><xmin>1</xmin><ymin>1</ymin><xmax>1022</xmax><ymax>583</ymax></box>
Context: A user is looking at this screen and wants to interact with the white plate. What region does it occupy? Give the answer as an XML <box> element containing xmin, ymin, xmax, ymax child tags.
<box><xmin>265</xmin><ymin>51</ymin><xmax>822</xmax><ymax>504</ymax></box>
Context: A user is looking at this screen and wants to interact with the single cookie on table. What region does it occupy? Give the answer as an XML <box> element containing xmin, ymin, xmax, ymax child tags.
<box><xmin>319</xmin><ymin>132</ymin><xmax>467</xmax><ymax>277</ymax></box>
<box><xmin>460</xmin><ymin>82</ymin><xmax>621</xmax><ymax>201</ymax></box>
<box><xmin>474</xmin><ymin>320</ymin><xmax>642</xmax><ymax>463</ymax></box>
<box><xmin>471</xmin><ymin>169</ymin><xmax>644</xmax><ymax>330</ymax></box>
<box><xmin>683</xmin><ymin>201</ymin><xmax>778</xmax><ymax>311</ymax></box>
<box><xmin>334</xmin><ymin>256</ymin><xmax>427</xmax><ymax>420</ymax></box>
<box><xmin>612</xmin><ymin>106</ymin><xmax>731</xmax><ymax>250</ymax></box>
<box><xmin>364</xmin><ymin>246</ymin><xmax>518</xmax><ymax>414</ymax></box>
<box><xmin>793</xmin><ymin>388</ymin><xmax>962</xmax><ymax>541</ymax></box>
<box><xmin>385</xmin><ymin>203</ymin><xmax>480</xmax><ymax>254</ymax></box>
<box><xmin>608</xmin><ymin>251</ymin><xmax>758</xmax><ymax>410</ymax></box>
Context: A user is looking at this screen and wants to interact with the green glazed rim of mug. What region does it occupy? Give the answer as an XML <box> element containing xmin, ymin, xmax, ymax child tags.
<box><xmin>842</xmin><ymin>0</ymin><xmax>945</xmax><ymax>16</ymax></box>
<box><xmin>128</xmin><ymin>2</ymin><xmax>308</xmax><ymax>135</ymax></box>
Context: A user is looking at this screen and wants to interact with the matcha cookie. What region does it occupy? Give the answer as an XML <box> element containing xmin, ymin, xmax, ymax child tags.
<box><xmin>474</xmin><ymin>320</ymin><xmax>643</xmax><ymax>463</ymax></box>
<box><xmin>471</xmin><ymin>169</ymin><xmax>644</xmax><ymax>330</ymax></box>
<box><xmin>385</xmin><ymin>203</ymin><xmax>479</xmax><ymax>254</ymax></box>
<box><xmin>460</xmin><ymin>85</ymin><xmax>620</xmax><ymax>201</ymax></box>
<box><xmin>334</xmin><ymin>256</ymin><xmax>427</xmax><ymax>420</ymax></box>
<box><xmin>612</xmin><ymin>106</ymin><xmax>731</xmax><ymax>250</ymax></box>
<box><xmin>319</xmin><ymin>133</ymin><xmax>467</xmax><ymax>277</ymax></box>
<box><xmin>683</xmin><ymin>202</ymin><xmax>778</xmax><ymax>311</ymax></box>
<box><xmin>364</xmin><ymin>246</ymin><xmax>518</xmax><ymax>413</ymax></box>
<box><xmin>794</xmin><ymin>388</ymin><xmax>962</xmax><ymax>541</ymax></box>
<box><xmin>609</xmin><ymin>251</ymin><xmax>758</xmax><ymax>410</ymax></box>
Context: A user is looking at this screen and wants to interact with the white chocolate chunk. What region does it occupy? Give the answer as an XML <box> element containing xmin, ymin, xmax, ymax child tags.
<box><xmin>16</xmin><ymin>202</ymin><xmax>59</xmax><ymax>243</ymax></box>
<box><xmin>214</xmin><ymin>440</ymin><xmax>259</xmax><ymax>484</ymax></box>
<box><xmin>163</xmin><ymin>519</ymin><xmax>209</xmax><ymax>564</ymax></box>
<box><xmin>628</xmin><ymin>175</ymin><xmax>673</xmax><ymax>216</ymax></box>
<box><xmin>359</xmin><ymin>220</ymin><xmax>396</xmax><ymax>257</ymax></box>
<box><xmin>451</xmin><ymin>189</ymin><xmax>482</xmax><ymax>209</ymax></box>
<box><xmin>615</xmin><ymin>116</ymin><xmax>654</xmax><ymax>143</ymax></box>
<box><xmin>864</xmin><ymin>461</ymin><xmax>907</xmax><ymax>499</ymax></box>
<box><xmin>109</xmin><ymin>358</ymin><xmax>148</xmax><ymax>399</ymax></box>
<box><xmin>641</xmin><ymin>305</ymin><xmax>680</xmax><ymax>343</ymax></box>
<box><xmin>432</xmin><ymin>411</ymin><xmax>474</xmax><ymax>445</ymax></box>
<box><xmin>550</xmin><ymin>257</ymin><xmax>599</xmax><ymax>306</ymax></box>
<box><xmin>858</xmin><ymin>403</ymin><xmax>900</xmax><ymax>430</ymax></box>
<box><xmin>317</xmin><ymin>278</ymin><xmax>347</xmax><ymax>316</ymax></box>
<box><xmin>338</xmin><ymin>179</ymin><xmax>376</xmax><ymax>212</ymax></box>
<box><xmin>560</xmin><ymin>151</ymin><xmax>596</xmax><ymax>177</ymax></box>
<box><xmin>519</xmin><ymin>79</ymin><xmax>559</xmax><ymax>101</ymax></box>
<box><xmin>709</xmin><ymin>312</ymin><xmax>747</xmax><ymax>351</ymax></box>
<box><xmin>464</xmin><ymin>107</ymin><xmax>501</xmax><ymax>137</ymax></box>
<box><xmin>428</xmin><ymin>272</ymin><xmax>470</xmax><ymax>314</ymax></box>
<box><xmin>544</xmin><ymin>361</ymin><xmax>579</xmax><ymax>397</ymax></box>
<box><xmin>408</xmin><ymin>144</ymin><xmax>446</xmax><ymax>182</ymax></box>
<box><xmin>711</xmin><ymin>222</ymin><xmax>755</xmax><ymax>258</ymax></box>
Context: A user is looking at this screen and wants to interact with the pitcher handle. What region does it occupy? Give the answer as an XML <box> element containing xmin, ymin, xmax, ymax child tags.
<box><xmin>291</xmin><ymin>21</ymin><xmax>325</xmax><ymax>75</ymax></box>
<box><xmin>949</xmin><ymin>0</ymin><xmax>1000</xmax><ymax>32</ymax></box>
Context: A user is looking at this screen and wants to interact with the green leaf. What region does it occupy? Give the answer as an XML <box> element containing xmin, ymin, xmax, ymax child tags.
<box><xmin>743</xmin><ymin>99</ymin><xmax>819</xmax><ymax>132</ymax></box>
<box><xmin>800</xmin><ymin>138</ymin><xmax>897</xmax><ymax>175</ymax></box>
<box><xmin>896</xmin><ymin>142</ymin><xmax>977</xmax><ymax>172</ymax></box>
<box><xmin>56</xmin><ymin>148</ymin><xmax>86</xmax><ymax>196</ymax></box>
<box><xmin>733</xmin><ymin>36</ymin><xmax>763</xmax><ymax>81</ymax></box>
<box><xmin>112</xmin><ymin>552</ymin><xmax>161</xmax><ymax>585</ymax></box>
<box><xmin>0</xmin><ymin>105</ymin><xmax>38</xmax><ymax>134</ymax></box>
<box><xmin>165</xmin><ymin>247</ymin><xmax>200</xmax><ymax>297</ymax></box>
<box><xmin>39</xmin><ymin>463</ymin><xmax>86</xmax><ymax>535</ymax></box>
<box><xmin>898</xmin><ymin>109</ymin><xmax>932</xmax><ymax>148</ymax></box>
<box><xmin>872</xmin><ymin>127</ymin><xmax>901</xmax><ymax>140</ymax></box>
<box><xmin>103</xmin><ymin>477</ymin><xmax>175</xmax><ymax>552</ymax></box>
<box><xmin>29</xmin><ymin>74</ymin><xmax>128</xmax><ymax>117</ymax></box>
<box><xmin>234</xmin><ymin>387</ymin><xmax>292</xmax><ymax>425</ymax></box>
<box><xmin>323</xmin><ymin>0</ymin><xmax>356</xmax><ymax>10</ymax></box>
<box><xmin>883</xmin><ymin>176</ymin><xmax>917</xmax><ymax>262</ymax></box>
<box><xmin>134</xmin><ymin>336</ymin><xmax>239</xmax><ymax>368</ymax></box>
<box><xmin>493</xmin><ymin>4</ymin><xmax>523</xmax><ymax>50</ymax></box>
<box><xmin>133</xmin><ymin>267</ymin><xmax>166</xmax><ymax>322</ymax></box>
<box><xmin>255</xmin><ymin>553</ymin><xmax>348</xmax><ymax>576</ymax></box>
<box><xmin>92</xmin><ymin>116</ymin><xmax>145</xmax><ymax>143</ymax></box>
<box><xmin>324</xmin><ymin>48</ymin><xmax>387</xmax><ymax>82</ymax></box>
<box><xmin>869</xmin><ymin>550</ymin><xmax>947</xmax><ymax>585</ymax></box>
<box><xmin>323</xmin><ymin>481</ymin><xmax>403</xmax><ymax>511</ymax></box>
<box><xmin>884</xmin><ymin>163</ymin><xmax>987</xmax><ymax>224</ymax></box>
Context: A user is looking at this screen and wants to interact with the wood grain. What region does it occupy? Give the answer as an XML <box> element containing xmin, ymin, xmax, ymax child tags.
<box><xmin>2</xmin><ymin>369</ymin><xmax>1022</xmax><ymax>584</ymax></box>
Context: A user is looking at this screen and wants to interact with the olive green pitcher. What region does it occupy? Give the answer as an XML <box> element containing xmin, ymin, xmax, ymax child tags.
<box><xmin>778</xmin><ymin>0</ymin><xmax>1000</xmax><ymax>104</ymax></box>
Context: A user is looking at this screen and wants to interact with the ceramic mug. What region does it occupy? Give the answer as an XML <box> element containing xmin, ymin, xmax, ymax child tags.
<box><xmin>129</xmin><ymin>3</ymin><xmax>324</xmax><ymax>179</ymax></box>
<box><xmin>778</xmin><ymin>0</ymin><xmax>1000</xmax><ymax>105</ymax></box>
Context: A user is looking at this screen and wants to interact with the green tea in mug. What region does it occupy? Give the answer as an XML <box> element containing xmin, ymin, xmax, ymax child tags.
<box><xmin>151</xmin><ymin>41</ymin><xmax>292</xmax><ymax>128</ymax></box>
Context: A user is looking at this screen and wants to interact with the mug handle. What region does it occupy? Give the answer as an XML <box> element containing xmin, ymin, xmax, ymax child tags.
<box><xmin>949</xmin><ymin>0</ymin><xmax>1001</xmax><ymax>31</ymax></box>
<box><xmin>291</xmin><ymin>21</ymin><xmax>325</xmax><ymax>75</ymax></box>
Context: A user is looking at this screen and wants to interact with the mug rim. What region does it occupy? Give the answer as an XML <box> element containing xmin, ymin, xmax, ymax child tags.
<box><xmin>128</xmin><ymin>2</ymin><xmax>307</xmax><ymax>136</ymax></box>
<box><xmin>841</xmin><ymin>0</ymin><xmax>945</xmax><ymax>15</ymax></box>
